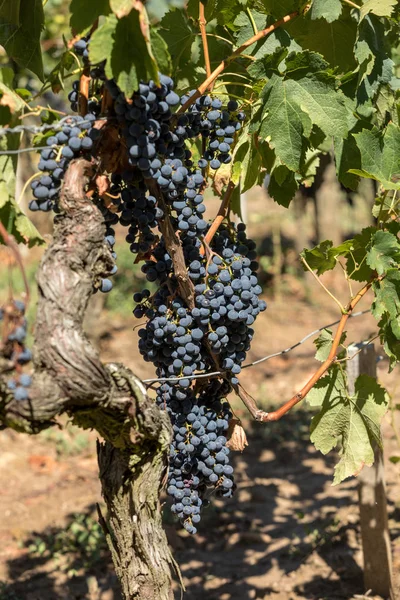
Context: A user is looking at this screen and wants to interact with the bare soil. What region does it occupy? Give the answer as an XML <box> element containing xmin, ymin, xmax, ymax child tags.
<box><xmin>1</xmin><ymin>278</ymin><xmax>400</xmax><ymax>600</ymax></box>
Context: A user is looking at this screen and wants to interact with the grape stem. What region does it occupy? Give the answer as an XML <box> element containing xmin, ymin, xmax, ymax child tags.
<box><xmin>178</xmin><ymin>10</ymin><xmax>299</xmax><ymax>110</ymax></box>
<box><xmin>200</xmin><ymin>181</ymin><xmax>236</xmax><ymax>256</ymax></box>
<box><xmin>0</xmin><ymin>220</ymin><xmax>30</xmax><ymax>307</ymax></box>
<box><xmin>147</xmin><ymin>180</ymin><xmax>196</xmax><ymax>309</ymax></box>
<box><xmin>242</xmin><ymin>278</ymin><xmax>377</xmax><ymax>422</ymax></box>
<box><xmin>300</xmin><ymin>255</ymin><xmax>345</xmax><ymax>312</ymax></box>
<box><xmin>199</xmin><ymin>1</ymin><xmax>212</xmax><ymax>81</ymax></box>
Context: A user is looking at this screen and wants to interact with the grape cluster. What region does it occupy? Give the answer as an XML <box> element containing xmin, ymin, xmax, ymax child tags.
<box><xmin>30</xmin><ymin>114</ymin><xmax>97</xmax><ymax>212</ymax></box>
<box><xmin>28</xmin><ymin>39</ymin><xmax>268</xmax><ymax>533</ymax></box>
<box><xmin>179</xmin><ymin>92</ymin><xmax>245</xmax><ymax>170</ymax></box>
<box><xmin>0</xmin><ymin>300</ymin><xmax>32</xmax><ymax>401</ymax></box>
<box><xmin>159</xmin><ymin>379</ymin><xmax>234</xmax><ymax>533</ymax></box>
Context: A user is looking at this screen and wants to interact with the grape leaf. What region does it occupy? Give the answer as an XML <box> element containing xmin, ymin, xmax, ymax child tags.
<box><xmin>260</xmin><ymin>74</ymin><xmax>311</xmax><ymax>171</ymax></box>
<box><xmin>110</xmin><ymin>0</ymin><xmax>136</xmax><ymax>18</ymax></box>
<box><xmin>90</xmin><ymin>11</ymin><xmax>159</xmax><ymax>97</ymax></box>
<box><xmin>150</xmin><ymin>29</ymin><xmax>172</xmax><ymax>76</ymax></box>
<box><xmin>355</xmin><ymin>16</ymin><xmax>394</xmax><ymax>106</ymax></box>
<box><xmin>366</xmin><ymin>231</ymin><xmax>400</xmax><ymax>275</ymax></box>
<box><xmin>360</xmin><ymin>0</ymin><xmax>397</xmax><ymax>20</ymax></box>
<box><xmin>372</xmin><ymin>269</ymin><xmax>400</xmax><ymax>348</ymax></box>
<box><xmin>285</xmin><ymin>8</ymin><xmax>357</xmax><ymax>73</ymax></box>
<box><xmin>301</xmin><ymin>239</ymin><xmax>352</xmax><ymax>275</ymax></box>
<box><xmin>0</xmin><ymin>0</ymin><xmax>44</xmax><ymax>80</ymax></box>
<box><xmin>345</xmin><ymin>226</ymin><xmax>376</xmax><ymax>282</ymax></box>
<box><xmin>146</xmin><ymin>0</ymin><xmax>186</xmax><ymax>22</ymax></box>
<box><xmin>159</xmin><ymin>9</ymin><xmax>199</xmax><ymax>81</ymax></box>
<box><xmin>333</xmin><ymin>134</ymin><xmax>361</xmax><ymax>190</ymax></box>
<box><xmin>313</xmin><ymin>329</ymin><xmax>347</xmax><ymax>362</ymax></box>
<box><xmin>267</xmin><ymin>165</ymin><xmax>298</xmax><ymax>207</ymax></box>
<box><xmin>352</xmin><ymin>124</ymin><xmax>400</xmax><ymax>189</ymax></box>
<box><xmin>70</xmin><ymin>0</ymin><xmax>111</xmax><ymax>33</ymax></box>
<box><xmin>377</xmin><ymin>313</ymin><xmax>400</xmax><ymax>370</ymax></box>
<box><xmin>234</xmin><ymin>11</ymin><xmax>300</xmax><ymax>61</ymax></box>
<box><xmin>314</xmin><ymin>329</ymin><xmax>335</xmax><ymax>362</ymax></box>
<box><xmin>372</xmin><ymin>270</ymin><xmax>400</xmax><ymax>332</ymax></box>
<box><xmin>308</xmin><ymin>368</ymin><xmax>388</xmax><ymax>484</ymax></box>
<box><xmin>260</xmin><ymin>67</ymin><xmax>349</xmax><ymax>172</ymax></box>
<box><xmin>310</xmin><ymin>0</ymin><xmax>342</xmax><ymax>23</ymax></box>
<box><xmin>0</xmin><ymin>76</ymin><xmax>43</xmax><ymax>247</ymax></box>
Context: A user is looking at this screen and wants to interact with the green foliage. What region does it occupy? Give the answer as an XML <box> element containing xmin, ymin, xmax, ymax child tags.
<box><xmin>313</xmin><ymin>329</ymin><xmax>346</xmax><ymax>362</ymax></box>
<box><xmin>0</xmin><ymin>70</ymin><xmax>44</xmax><ymax>248</ymax></box>
<box><xmin>309</xmin><ymin>0</ymin><xmax>342</xmax><ymax>24</ymax></box>
<box><xmin>90</xmin><ymin>11</ymin><xmax>160</xmax><ymax>97</ymax></box>
<box><xmin>0</xmin><ymin>0</ymin><xmax>44</xmax><ymax>79</ymax></box>
<box><xmin>350</xmin><ymin>124</ymin><xmax>400</xmax><ymax>190</ymax></box>
<box><xmin>308</xmin><ymin>368</ymin><xmax>388</xmax><ymax>484</ymax></box>
<box><xmin>27</xmin><ymin>511</ymin><xmax>107</xmax><ymax>572</ymax></box>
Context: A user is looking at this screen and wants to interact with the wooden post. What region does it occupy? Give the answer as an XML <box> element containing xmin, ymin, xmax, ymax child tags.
<box><xmin>347</xmin><ymin>343</ymin><xmax>394</xmax><ymax>599</ymax></box>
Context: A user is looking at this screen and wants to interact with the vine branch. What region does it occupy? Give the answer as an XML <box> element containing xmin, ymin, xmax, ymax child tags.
<box><xmin>237</xmin><ymin>279</ymin><xmax>375</xmax><ymax>422</ymax></box>
<box><xmin>199</xmin><ymin>1</ymin><xmax>212</xmax><ymax>81</ymax></box>
<box><xmin>301</xmin><ymin>255</ymin><xmax>345</xmax><ymax>312</ymax></box>
<box><xmin>200</xmin><ymin>181</ymin><xmax>236</xmax><ymax>256</ymax></box>
<box><xmin>178</xmin><ymin>11</ymin><xmax>299</xmax><ymax>109</ymax></box>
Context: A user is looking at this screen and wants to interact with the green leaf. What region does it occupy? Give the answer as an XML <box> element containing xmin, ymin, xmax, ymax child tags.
<box><xmin>0</xmin><ymin>76</ymin><xmax>43</xmax><ymax>248</ymax></box>
<box><xmin>204</xmin><ymin>0</ymin><xmax>249</xmax><ymax>26</ymax></box>
<box><xmin>110</xmin><ymin>0</ymin><xmax>136</xmax><ymax>18</ymax></box>
<box><xmin>248</xmin><ymin>47</ymin><xmax>289</xmax><ymax>80</ymax></box>
<box><xmin>366</xmin><ymin>231</ymin><xmax>400</xmax><ymax>276</ymax></box>
<box><xmin>309</xmin><ymin>368</ymin><xmax>388</xmax><ymax>484</ymax></box>
<box><xmin>389</xmin><ymin>456</ymin><xmax>400</xmax><ymax>464</ymax></box>
<box><xmin>301</xmin><ymin>239</ymin><xmax>352</xmax><ymax>275</ymax></box>
<box><xmin>347</xmin><ymin>169</ymin><xmax>400</xmax><ymax>190</ymax></box>
<box><xmin>353</xmin><ymin>124</ymin><xmax>400</xmax><ymax>190</ymax></box>
<box><xmin>310</xmin><ymin>0</ymin><xmax>342</xmax><ymax>23</ymax></box>
<box><xmin>372</xmin><ymin>270</ymin><xmax>400</xmax><ymax>344</ymax></box>
<box><xmin>360</xmin><ymin>0</ymin><xmax>397</xmax><ymax>20</ymax></box>
<box><xmin>286</xmin><ymin>8</ymin><xmax>357</xmax><ymax>73</ymax></box>
<box><xmin>267</xmin><ymin>165</ymin><xmax>299</xmax><ymax>207</ymax></box>
<box><xmin>345</xmin><ymin>226</ymin><xmax>376</xmax><ymax>282</ymax></box>
<box><xmin>159</xmin><ymin>9</ymin><xmax>199</xmax><ymax>83</ymax></box>
<box><xmin>355</xmin><ymin>16</ymin><xmax>394</xmax><ymax>107</ymax></box>
<box><xmin>260</xmin><ymin>64</ymin><xmax>349</xmax><ymax>172</ymax></box>
<box><xmin>90</xmin><ymin>10</ymin><xmax>159</xmax><ymax>98</ymax></box>
<box><xmin>150</xmin><ymin>29</ymin><xmax>172</xmax><ymax>76</ymax></box>
<box><xmin>260</xmin><ymin>74</ymin><xmax>311</xmax><ymax>171</ymax></box>
<box><xmin>313</xmin><ymin>329</ymin><xmax>347</xmax><ymax>362</ymax></box>
<box><xmin>69</xmin><ymin>0</ymin><xmax>111</xmax><ymax>33</ymax></box>
<box><xmin>234</xmin><ymin>10</ymin><xmax>300</xmax><ymax>61</ymax></box>
<box><xmin>0</xmin><ymin>0</ymin><xmax>44</xmax><ymax>79</ymax></box>
<box><xmin>45</xmin><ymin>51</ymin><xmax>75</xmax><ymax>93</ymax></box>
<box><xmin>313</xmin><ymin>329</ymin><xmax>333</xmax><ymax>362</ymax></box>
<box><xmin>333</xmin><ymin>134</ymin><xmax>361</xmax><ymax>191</ymax></box>
<box><xmin>377</xmin><ymin>313</ymin><xmax>400</xmax><ymax>370</ymax></box>
<box><xmin>0</xmin><ymin>195</ymin><xmax>44</xmax><ymax>248</ymax></box>
<box><xmin>146</xmin><ymin>0</ymin><xmax>186</xmax><ymax>22</ymax></box>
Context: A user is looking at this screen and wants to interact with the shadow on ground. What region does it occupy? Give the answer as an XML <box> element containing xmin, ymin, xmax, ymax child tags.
<box><xmin>1</xmin><ymin>406</ymin><xmax>382</xmax><ymax>600</ymax></box>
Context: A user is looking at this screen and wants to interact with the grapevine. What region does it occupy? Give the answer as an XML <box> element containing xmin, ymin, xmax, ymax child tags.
<box><xmin>0</xmin><ymin>1</ymin><xmax>399</xmax><ymax>597</ymax></box>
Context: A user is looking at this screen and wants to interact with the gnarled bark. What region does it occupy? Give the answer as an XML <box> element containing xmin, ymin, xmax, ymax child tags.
<box><xmin>0</xmin><ymin>159</ymin><xmax>175</xmax><ymax>600</ymax></box>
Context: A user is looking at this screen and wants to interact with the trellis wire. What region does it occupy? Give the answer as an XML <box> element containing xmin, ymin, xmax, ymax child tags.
<box><xmin>142</xmin><ymin>309</ymin><xmax>372</xmax><ymax>385</ymax></box>
<box><xmin>0</xmin><ymin>115</ymin><xmax>106</xmax><ymax>137</ymax></box>
<box><xmin>0</xmin><ymin>116</ymin><xmax>110</xmax><ymax>155</ymax></box>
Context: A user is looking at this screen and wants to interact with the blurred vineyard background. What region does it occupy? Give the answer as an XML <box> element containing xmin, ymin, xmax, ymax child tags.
<box><xmin>0</xmin><ymin>1</ymin><xmax>400</xmax><ymax>599</ymax></box>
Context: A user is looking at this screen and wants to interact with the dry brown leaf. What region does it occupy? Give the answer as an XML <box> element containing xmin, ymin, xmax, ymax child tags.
<box><xmin>226</xmin><ymin>418</ymin><xmax>248</xmax><ymax>452</ymax></box>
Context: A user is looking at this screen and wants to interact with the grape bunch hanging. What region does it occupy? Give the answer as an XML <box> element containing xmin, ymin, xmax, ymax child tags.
<box><xmin>29</xmin><ymin>36</ymin><xmax>266</xmax><ymax>534</ymax></box>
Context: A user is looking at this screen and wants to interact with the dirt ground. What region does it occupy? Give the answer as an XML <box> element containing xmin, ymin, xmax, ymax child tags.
<box><xmin>1</xmin><ymin>278</ymin><xmax>400</xmax><ymax>600</ymax></box>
